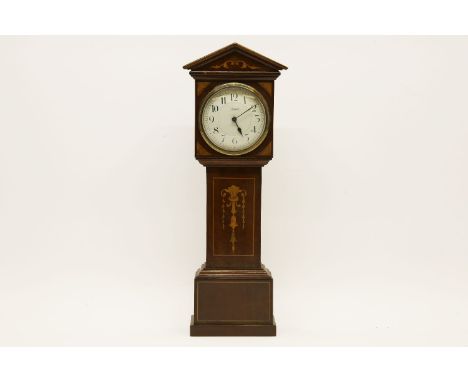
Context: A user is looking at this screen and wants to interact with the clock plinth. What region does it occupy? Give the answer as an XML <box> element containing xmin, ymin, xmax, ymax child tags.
<box><xmin>190</xmin><ymin>264</ymin><xmax>276</xmax><ymax>336</ymax></box>
<box><xmin>184</xmin><ymin>43</ymin><xmax>286</xmax><ymax>336</ymax></box>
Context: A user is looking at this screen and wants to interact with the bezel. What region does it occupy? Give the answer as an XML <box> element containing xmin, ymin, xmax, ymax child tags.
<box><xmin>198</xmin><ymin>82</ymin><xmax>271</xmax><ymax>156</ymax></box>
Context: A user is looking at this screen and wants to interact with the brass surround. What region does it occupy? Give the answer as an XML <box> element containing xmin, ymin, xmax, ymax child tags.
<box><xmin>198</xmin><ymin>82</ymin><xmax>270</xmax><ymax>156</ymax></box>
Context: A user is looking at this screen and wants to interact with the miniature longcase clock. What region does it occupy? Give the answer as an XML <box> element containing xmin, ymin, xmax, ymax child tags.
<box><xmin>184</xmin><ymin>43</ymin><xmax>287</xmax><ymax>336</ymax></box>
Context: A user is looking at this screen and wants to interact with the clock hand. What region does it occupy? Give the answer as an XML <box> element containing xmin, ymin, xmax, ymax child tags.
<box><xmin>231</xmin><ymin>116</ymin><xmax>243</xmax><ymax>136</ymax></box>
<box><xmin>235</xmin><ymin>105</ymin><xmax>255</xmax><ymax>119</ymax></box>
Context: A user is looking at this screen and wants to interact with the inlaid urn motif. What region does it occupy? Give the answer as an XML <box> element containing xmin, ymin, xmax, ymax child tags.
<box><xmin>221</xmin><ymin>185</ymin><xmax>247</xmax><ymax>253</ymax></box>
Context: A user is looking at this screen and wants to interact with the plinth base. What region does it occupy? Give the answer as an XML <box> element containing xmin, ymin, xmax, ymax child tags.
<box><xmin>190</xmin><ymin>263</ymin><xmax>276</xmax><ymax>337</ymax></box>
<box><xmin>190</xmin><ymin>315</ymin><xmax>276</xmax><ymax>336</ymax></box>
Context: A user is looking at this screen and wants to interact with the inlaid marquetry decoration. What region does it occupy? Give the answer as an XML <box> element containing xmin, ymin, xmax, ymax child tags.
<box><xmin>211</xmin><ymin>59</ymin><xmax>261</xmax><ymax>71</ymax></box>
<box><xmin>221</xmin><ymin>185</ymin><xmax>247</xmax><ymax>253</ymax></box>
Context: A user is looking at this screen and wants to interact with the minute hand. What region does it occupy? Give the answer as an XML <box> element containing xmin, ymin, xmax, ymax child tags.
<box><xmin>235</xmin><ymin>105</ymin><xmax>255</xmax><ymax>119</ymax></box>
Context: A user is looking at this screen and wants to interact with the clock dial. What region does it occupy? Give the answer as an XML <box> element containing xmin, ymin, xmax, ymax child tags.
<box><xmin>200</xmin><ymin>83</ymin><xmax>269</xmax><ymax>155</ymax></box>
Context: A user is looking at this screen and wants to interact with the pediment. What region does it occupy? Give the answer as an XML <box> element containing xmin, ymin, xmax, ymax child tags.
<box><xmin>183</xmin><ymin>43</ymin><xmax>287</xmax><ymax>72</ymax></box>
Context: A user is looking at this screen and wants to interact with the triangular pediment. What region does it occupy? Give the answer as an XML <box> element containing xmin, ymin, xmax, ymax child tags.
<box><xmin>183</xmin><ymin>43</ymin><xmax>287</xmax><ymax>72</ymax></box>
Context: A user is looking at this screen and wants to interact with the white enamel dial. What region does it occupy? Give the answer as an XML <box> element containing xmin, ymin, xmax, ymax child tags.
<box><xmin>200</xmin><ymin>83</ymin><xmax>269</xmax><ymax>155</ymax></box>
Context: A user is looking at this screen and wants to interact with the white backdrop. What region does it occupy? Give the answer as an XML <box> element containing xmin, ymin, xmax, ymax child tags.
<box><xmin>0</xmin><ymin>36</ymin><xmax>467</xmax><ymax>345</ymax></box>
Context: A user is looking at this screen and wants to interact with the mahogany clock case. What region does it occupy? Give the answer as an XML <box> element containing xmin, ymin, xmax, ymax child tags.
<box><xmin>184</xmin><ymin>43</ymin><xmax>287</xmax><ymax>336</ymax></box>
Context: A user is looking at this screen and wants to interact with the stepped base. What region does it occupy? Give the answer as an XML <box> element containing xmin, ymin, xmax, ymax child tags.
<box><xmin>190</xmin><ymin>263</ymin><xmax>276</xmax><ymax>337</ymax></box>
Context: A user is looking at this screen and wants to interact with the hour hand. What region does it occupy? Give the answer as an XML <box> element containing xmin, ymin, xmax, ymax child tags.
<box><xmin>232</xmin><ymin>116</ymin><xmax>243</xmax><ymax>136</ymax></box>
